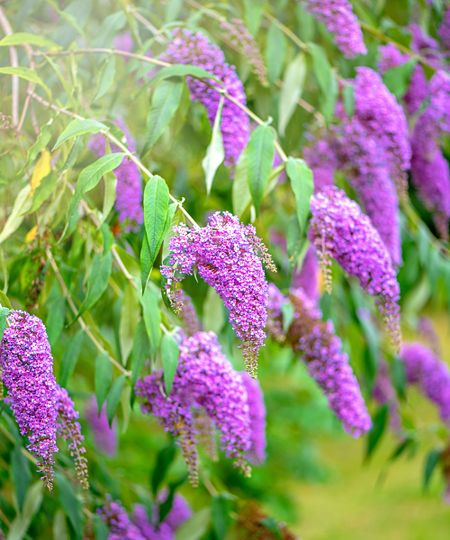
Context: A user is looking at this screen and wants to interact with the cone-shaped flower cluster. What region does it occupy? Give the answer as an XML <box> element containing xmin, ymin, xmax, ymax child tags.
<box><xmin>401</xmin><ymin>343</ymin><xmax>450</xmax><ymax>423</ymax></box>
<box><xmin>303</xmin><ymin>0</ymin><xmax>367</xmax><ymax>58</ymax></box>
<box><xmin>241</xmin><ymin>372</ymin><xmax>266</xmax><ymax>464</ymax></box>
<box><xmin>89</xmin><ymin>119</ymin><xmax>143</xmax><ymax>232</ymax></box>
<box><xmin>85</xmin><ymin>397</ymin><xmax>117</xmax><ymax>457</ymax></box>
<box><xmin>0</xmin><ymin>310</ymin><xmax>58</xmax><ymax>488</ymax></box>
<box><xmin>289</xmin><ymin>288</ymin><xmax>371</xmax><ymax>436</ymax></box>
<box><xmin>98</xmin><ymin>498</ymin><xmax>145</xmax><ymax>540</ymax></box>
<box><xmin>136</xmin><ymin>331</ymin><xmax>252</xmax><ymax>485</ymax></box>
<box><xmin>161</xmin><ymin>211</ymin><xmax>275</xmax><ymax>376</ymax></box>
<box><xmin>162</xmin><ymin>28</ymin><xmax>250</xmax><ymax>166</ymax></box>
<box><xmin>309</xmin><ymin>187</ymin><xmax>401</xmax><ymax>349</ymax></box>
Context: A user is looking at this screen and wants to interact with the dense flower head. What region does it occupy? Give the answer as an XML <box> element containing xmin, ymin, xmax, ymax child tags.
<box><xmin>378</xmin><ymin>44</ymin><xmax>409</xmax><ymax>72</ymax></box>
<box><xmin>114</xmin><ymin>31</ymin><xmax>134</xmax><ymax>54</ymax></box>
<box><xmin>136</xmin><ymin>331</ymin><xmax>252</xmax><ymax>485</ymax></box>
<box><xmin>161</xmin><ymin>211</ymin><xmax>275</xmax><ymax>376</ymax></box>
<box><xmin>55</xmin><ymin>386</ymin><xmax>89</xmax><ymax>489</ymax></box>
<box><xmin>0</xmin><ymin>310</ymin><xmax>58</xmax><ymax>488</ymax></box>
<box><xmin>89</xmin><ymin>119</ymin><xmax>143</xmax><ymax>232</ymax></box>
<box><xmin>292</xmin><ymin>246</ymin><xmax>320</xmax><ymax>301</ymax></box>
<box><xmin>303</xmin><ymin>0</ymin><xmax>367</xmax><ymax>58</ymax></box>
<box><xmin>85</xmin><ymin>396</ymin><xmax>117</xmax><ymax>457</ymax></box>
<box><xmin>241</xmin><ymin>372</ymin><xmax>266</xmax><ymax>464</ymax></box>
<box><xmin>157</xmin><ymin>491</ymin><xmax>192</xmax><ymax>531</ymax></box>
<box><xmin>283</xmin><ymin>288</ymin><xmax>372</xmax><ymax>436</ymax></box>
<box><xmin>132</xmin><ymin>505</ymin><xmax>173</xmax><ymax>540</ymax></box>
<box><xmin>99</xmin><ymin>498</ymin><xmax>144</xmax><ymax>540</ymax></box>
<box><xmin>401</xmin><ymin>343</ymin><xmax>450</xmax><ymax>423</ymax></box>
<box><xmin>353</xmin><ymin>67</ymin><xmax>411</xmax><ymax>191</ymax></box>
<box><xmin>439</xmin><ymin>9</ymin><xmax>450</xmax><ymax>49</ymax></box>
<box><xmin>162</xmin><ymin>28</ymin><xmax>250</xmax><ymax>166</ymax></box>
<box><xmin>336</xmin><ymin>118</ymin><xmax>401</xmax><ymax>266</ymax></box>
<box><xmin>309</xmin><ymin>187</ymin><xmax>401</xmax><ymax>349</ymax></box>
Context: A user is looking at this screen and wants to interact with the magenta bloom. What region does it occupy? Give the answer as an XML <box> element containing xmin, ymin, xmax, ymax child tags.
<box><xmin>89</xmin><ymin>119</ymin><xmax>143</xmax><ymax>232</ymax></box>
<box><xmin>353</xmin><ymin>67</ymin><xmax>411</xmax><ymax>191</ymax></box>
<box><xmin>241</xmin><ymin>372</ymin><xmax>266</xmax><ymax>464</ymax></box>
<box><xmin>85</xmin><ymin>396</ymin><xmax>117</xmax><ymax>456</ymax></box>
<box><xmin>136</xmin><ymin>331</ymin><xmax>252</xmax><ymax>484</ymax></box>
<box><xmin>309</xmin><ymin>187</ymin><xmax>401</xmax><ymax>349</ymax></box>
<box><xmin>114</xmin><ymin>32</ymin><xmax>134</xmax><ymax>54</ymax></box>
<box><xmin>132</xmin><ymin>505</ymin><xmax>173</xmax><ymax>539</ymax></box>
<box><xmin>162</xmin><ymin>28</ymin><xmax>250</xmax><ymax>166</ymax></box>
<box><xmin>99</xmin><ymin>498</ymin><xmax>144</xmax><ymax>540</ymax></box>
<box><xmin>378</xmin><ymin>44</ymin><xmax>409</xmax><ymax>72</ymax></box>
<box><xmin>401</xmin><ymin>343</ymin><xmax>450</xmax><ymax>423</ymax></box>
<box><xmin>303</xmin><ymin>0</ymin><xmax>366</xmax><ymax>58</ymax></box>
<box><xmin>56</xmin><ymin>386</ymin><xmax>89</xmax><ymax>489</ymax></box>
<box><xmin>0</xmin><ymin>311</ymin><xmax>58</xmax><ymax>488</ymax></box>
<box><xmin>161</xmin><ymin>211</ymin><xmax>275</xmax><ymax>375</ymax></box>
<box><xmin>279</xmin><ymin>287</ymin><xmax>372</xmax><ymax>436</ymax></box>
<box><xmin>161</xmin><ymin>492</ymin><xmax>192</xmax><ymax>530</ymax></box>
<box><xmin>292</xmin><ymin>246</ymin><xmax>320</xmax><ymax>301</ymax></box>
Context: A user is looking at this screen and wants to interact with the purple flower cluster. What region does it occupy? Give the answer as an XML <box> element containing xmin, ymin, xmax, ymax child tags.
<box><xmin>309</xmin><ymin>187</ymin><xmax>401</xmax><ymax>349</ymax></box>
<box><xmin>89</xmin><ymin>119</ymin><xmax>143</xmax><ymax>232</ymax></box>
<box><xmin>292</xmin><ymin>246</ymin><xmax>320</xmax><ymax>301</ymax></box>
<box><xmin>136</xmin><ymin>331</ymin><xmax>252</xmax><ymax>484</ymax></box>
<box><xmin>241</xmin><ymin>372</ymin><xmax>266</xmax><ymax>464</ymax></box>
<box><xmin>99</xmin><ymin>498</ymin><xmax>144</xmax><ymax>540</ymax></box>
<box><xmin>303</xmin><ymin>0</ymin><xmax>367</xmax><ymax>58</ymax></box>
<box><xmin>282</xmin><ymin>287</ymin><xmax>371</xmax><ymax>436</ymax></box>
<box><xmin>0</xmin><ymin>311</ymin><xmax>58</xmax><ymax>488</ymax></box>
<box><xmin>401</xmin><ymin>342</ymin><xmax>450</xmax><ymax>423</ymax></box>
<box><xmin>161</xmin><ymin>211</ymin><xmax>275</xmax><ymax>376</ymax></box>
<box><xmin>171</xmin><ymin>289</ymin><xmax>202</xmax><ymax>336</ymax></box>
<box><xmin>162</xmin><ymin>28</ymin><xmax>250</xmax><ymax>166</ymax></box>
<box><xmin>85</xmin><ymin>396</ymin><xmax>117</xmax><ymax>457</ymax></box>
<box><xmin>132</xmin><ymin>505</ymin><xmax>173</xmax><ymax>540</ymax></box>
<box><xmin>55</xmin><ymin>386</ymin><xmax>89</xmax><ymax>489</ymax></box>
<box><xmin>266</xmin><ymin>283</ymin><xmax>286</xmax><ymax>342</ymax></box>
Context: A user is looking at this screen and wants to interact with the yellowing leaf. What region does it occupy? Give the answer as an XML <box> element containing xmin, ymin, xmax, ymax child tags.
<box><xmin>25</xmin><ymin>225</ymin><xmax>38</xmax><ymax>243</ymax></box>
<box><xmin>30</xmin><ymin>150</ymin><xmax>51</xmax><ymax>192</ymax></box>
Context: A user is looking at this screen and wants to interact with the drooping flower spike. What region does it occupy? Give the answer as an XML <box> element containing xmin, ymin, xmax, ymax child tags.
<box><xmin>303</xmin><ymin>0</ymin><xmax>367</xmax><ymax>58</ymax></box>
<box><xmin>161</xmin><ymin>211</ymin><xmax>275</xmax><ymax>376</ymax></box>
<box><xmin>136</xmin><ymin>331</ymin><xmax>252</xmax><ymax>485</ymax></box>
<box><xmin>162</xmin><ymin>28</ymin><xmax>250</xmax><ymax>167</ymax></box>
<box><xmin>98</xmin><ymin>498</ymin><xmax>145</xmax><ymax>540</ymax></box>
<box><xmin>240</xmin><ymin>372</ymin><xmax>267</xmax><ymax>464</ymax></box>
<box><xmin>309</xmin><ymin>187</ymin><xmax>401</xmax><ymax>350</ymax></box>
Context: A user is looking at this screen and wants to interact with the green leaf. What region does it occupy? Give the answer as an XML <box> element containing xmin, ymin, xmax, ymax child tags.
<box><xmin>143</xmin><ymin>176</ymin><xmax>170</xmax><ymax>275</ymax></box>
<box><xmin>140</xmin><ymin>235</ymin><xmax>152</xmax><ymax>292</ymax></box>
<box><xmin>343</xmin><ymin>84</ymin><xmax>355</xmax><ymax>117</ymax></box>
<box><xmin>243</xmin><ymin>0</ymin><xmax>265</xmax><ymax>34</ymax></box>
<box><xmin>130</xmin><ymin>320</ymin><xmax>149</xmax><ymax>389</ymax></box>
<box><xmin>0</xmin><ymin>185</ymin><xmax>31</xmax><ymax>245</ymax></box>
<box><xmin>7</xmin><ymin>482</ymin><xmax>43</xmax><ymax>540</ymax></box>
<box><xmin>119</xmin><ymin>284</ymin><xmax>140</xmax><ymax>364</ymax></box>
<box><xmin>279</xmin><ymin>54</ymin><xmax>307</xmax><ymax>136</ymax></box>
<box><xmin>94</xmin><ymin>55</ymin><xmax>116</xmax><ymax>101</ymax></box>
<box><xmin>383</xmin><ymin>59</ymin><xmax>416</xmax><ymax>99</ymax></box>
<box><xmin>151</xmin><ymin>442</ymin><xmax>176</xmax><ymax>496</ymax></box>
<box><xmin>232</xmin><ymin>149</ymin><xmax>251</xmax><ymax>218</ymax></box>
<box><xmin>93</xmin><ymin>514</ymin><xmax>109</xmax><ymax>540</ymax></box>
<box><xmin>247</xmin><ymin>124</ymin><xmax>275</xmax><ymax>212</ymax></box>
<box><xmin>28</xmin><ymin>171</ymin><xmax>58</xmax><ymax>213</ymax></box>
<box><xmin>27</xmin><ymin>124</ymin><xmax>52</xmax><ymax>165</ymax></box>
<box><xmin>365</xmin><ymin>404</ymin><xmax>389</xmax><ymax>460</ymax></box>
<box><xmin>0</xmin><ymin>291</ymin><xmax>12</xmax><ymax>309</ymax></box>
<box><xmin>211</xmin><ymin>494</ymin><xmax>232</xmax><ymax>540</ymax></box>
<box><xmin>56</xmin><ymin>473</ymin><xmax>83</xmax><ymax>539</ymax></box>
<box><xmin>141</xmin><ymin>285</ymin><xmax>161</xmax><ymax>358</ymax></box>
<box><xmin>106</xmin><ymin>375</ymin><xmax>126</xmax><ymax>426</ymax></box>
<box><xmin>95</xmin><ymin>352</ymin><xmax>113</xmax><ymax>412</ymax></box>
<box><xmin>145</xmin><ymin>80</ymin><xmax>183</xmax><ymax>150</ymax></box>
<box><xmin>0</xmin><ymin>306</ymin><xmax>9</xmax><ymax>343</ymax></box>
<box><xmin>281</xmin><ymin>302</ymin><xmax>294</xmax><ymax>333</ymax></box>
<box><xmin>0</xmin><ymin>66</ymin><xmax>51</xmax><ymax>96</ymax></box>
<box><xmin>423</xmin><ymin>449</ymin><xmax>441</xmax><ymax>491</ymax></box>
<box><xmin>58</xmin><ymin>330</ymin><xmax>83</xmax><ymax>387</ymax></box>
<box><xmin>46</xmin><ymin>285</ymin><xmax>66</xmax><ymax>347</ymax></box>
<box><xmin>53</xmin><ymin>509</ymin><xmax>70</xmax><ymax>540</ymax></box>
<box><xmin>266</xmin><ymin>23</ymin><xmax>286</xmax><ymax>84</ymax></box>
<box><xmin>0</xmin><ymin>32</ymin><xmax>59</xmax><ymax>49</ymax></box>
<box><xmin>161</xmin><ymin>333</ymin><xmax>180</xmax><ymax>395</ymax></box>
<box><xmin>308</xmin><ymin>43</ymin><xmax>337</xmax><ymax>122</ymax></box>
<box><xmin>175</xmin><ymin>508</ymin><xmax>211</xmax><ymax>540</ymax></box>
<box><xmin>286</xmin><ymin>158</ymin><xmax>313</xmax><ymax>236</ymax></box>
<box><xmin>202</xmin><ymin>96</ymin><xmax>225</xmax><ymax>194</ymax></box>
<box><xmin>152</xmin><ymin>64</ymin><xmax>219</xmax><ymax>85</ymax></box>
<box><xmin>203</xmin><ymin>288</ymin><xmax>224</xmax><ymax>334</ymax></box>
<box><xmin>101</xmin><ymin>171</ymin><xmax>117</xmax><ymax>223</ymax></box>
<box><xmin>53</xmin><ymin>118</ymin><xmax>107</xmax><ymax>150</ymax></box>
<box><xmin>77</xmin><ymin>251</ymin><xmax>112</xmax><ymax>317</ymax></box>
<box><xmin>11</xmin><ymin>446</ymin><xmax>31</xmax><ymax>512</ymax></box>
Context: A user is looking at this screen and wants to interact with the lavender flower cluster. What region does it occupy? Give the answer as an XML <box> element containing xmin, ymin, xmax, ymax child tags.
<box><xmin>309</xmin><ymin>187</ymin><xmax>401</xmax><ymax>349</ymax></box>
<box><xmin>266</xmin><ymin>286</ymin><xmax>371</xmax><ymax>436</ymax></box>
<box><xmin>100</xmin><ymin>492</ymin><xmax>191</xmax><ymax>540</ymax></box>
<box><xmin>162</xmin><ymin>28</ymin><xmax>250</xmax><ymax>166</ymax></box>
<box><xmin>89</xmin><ymin>119</ymin><xmax>143</xmax><ymax>232</ymax></box>
<box><xmin>241</xmin><ymin>372</ymin><xmax>267</xmax><ymax>464</ymax></box>
<box><xmin>303</xmin><ymin>0</ymin><xmax>367</xmax><ymax>58</ymax></box>
<box><xmin>136</xmin><ymin>331</ymin><xmax>254</xmax><ymax>484</ymax></box>
<box><xmin>0</xmin><ymin>311</ymin><xmax>87</xmax><ymax>489</ymax></box>
<box><xmin>161</xmin><ymin>211</ymin><xmax>275</xmax><ymax>376</ymax></box>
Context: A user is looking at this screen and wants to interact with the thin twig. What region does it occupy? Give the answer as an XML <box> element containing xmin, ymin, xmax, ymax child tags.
<box><xmin>0</xmin><ymin>7</ymin><xmax>19</xmax><ymax>126</ymax></box>
<box><xmin>46</xmin><ymin>248</ymin><xmax>130</xmax><ymax>376</ymax></box>
<box><xmin>129</xmin><ymin>8</ymin><xmax>167</xmax><ymax>44</ymax></box>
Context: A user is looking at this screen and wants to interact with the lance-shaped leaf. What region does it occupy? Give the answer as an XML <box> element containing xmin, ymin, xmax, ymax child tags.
<box><xmin>266</xmin><ymin>23</ymin><xmax>287</xmax><ymax>84</ymax></box>
<box><xmin>76</xmin><ymin>251</ymin><xmax>113</xmax><ymax>318</ymax></box>
<box><xmin>7</xmin><ymin>482</ymin><xmax>43</xmax><ymax>540</ymax></box>
<box><xmin>106</xmin><ymin>375</ymin><xmax>126</xmax><ymax>426</ymax></box>
<box><xmin>161</xmin><ymin>333</ymin><xmax>180</xmax><ymax>394</ymax></box>
<box><xmin>0</xmin><ymin>66</ymin><xmax>51</xmax><ymax>96</ymax></box>
<box><xmin>56</xmin><ymin>473</ymin><xmax>83</xmax><ymax>539</ymax></box>
<box><xmin>0</xmin><ymin>185</ymin><xmax>31</xmax><ymax>245</ymax></box>
<box><xmin>247</xmin><ymin>124</ymin><xmax>275</xmax><ymax>212</ymax></box>
<box><xmin>95</xmin><ymin>352</ymin><xmax>113</xmax><ymax>412</ymax></box>
<box><xmin>53</xmin><ymin>118</ymin><xmax>107</xmax><ymax>150</ymax></box>
<box><xmin>308</xmin><ymin>43</ymin><xmax>337</xmax><ymax>122</ymax></box>
<box><xmin>0</xmin><ymin>32</ymin><xmax>59</xmax><ymax>49</ymax></box>
<box><xmin>202</xmin><ymin>96</ymin><xmax>225</xmax><ymax>194</ymax></box>
<box><xmin>141</xmin><ymin>284</ymin><xmax>161</xmax><ymax>359</ymax></box>
<box><xmin>286</xmin><ymin>157</ymin><xmax>313</xmax><ymax>236</ymax></box>
<box><xmin>279</xmin><ymin>53</ymin><xmax>306</xmax><ymax>136</ymax></box>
